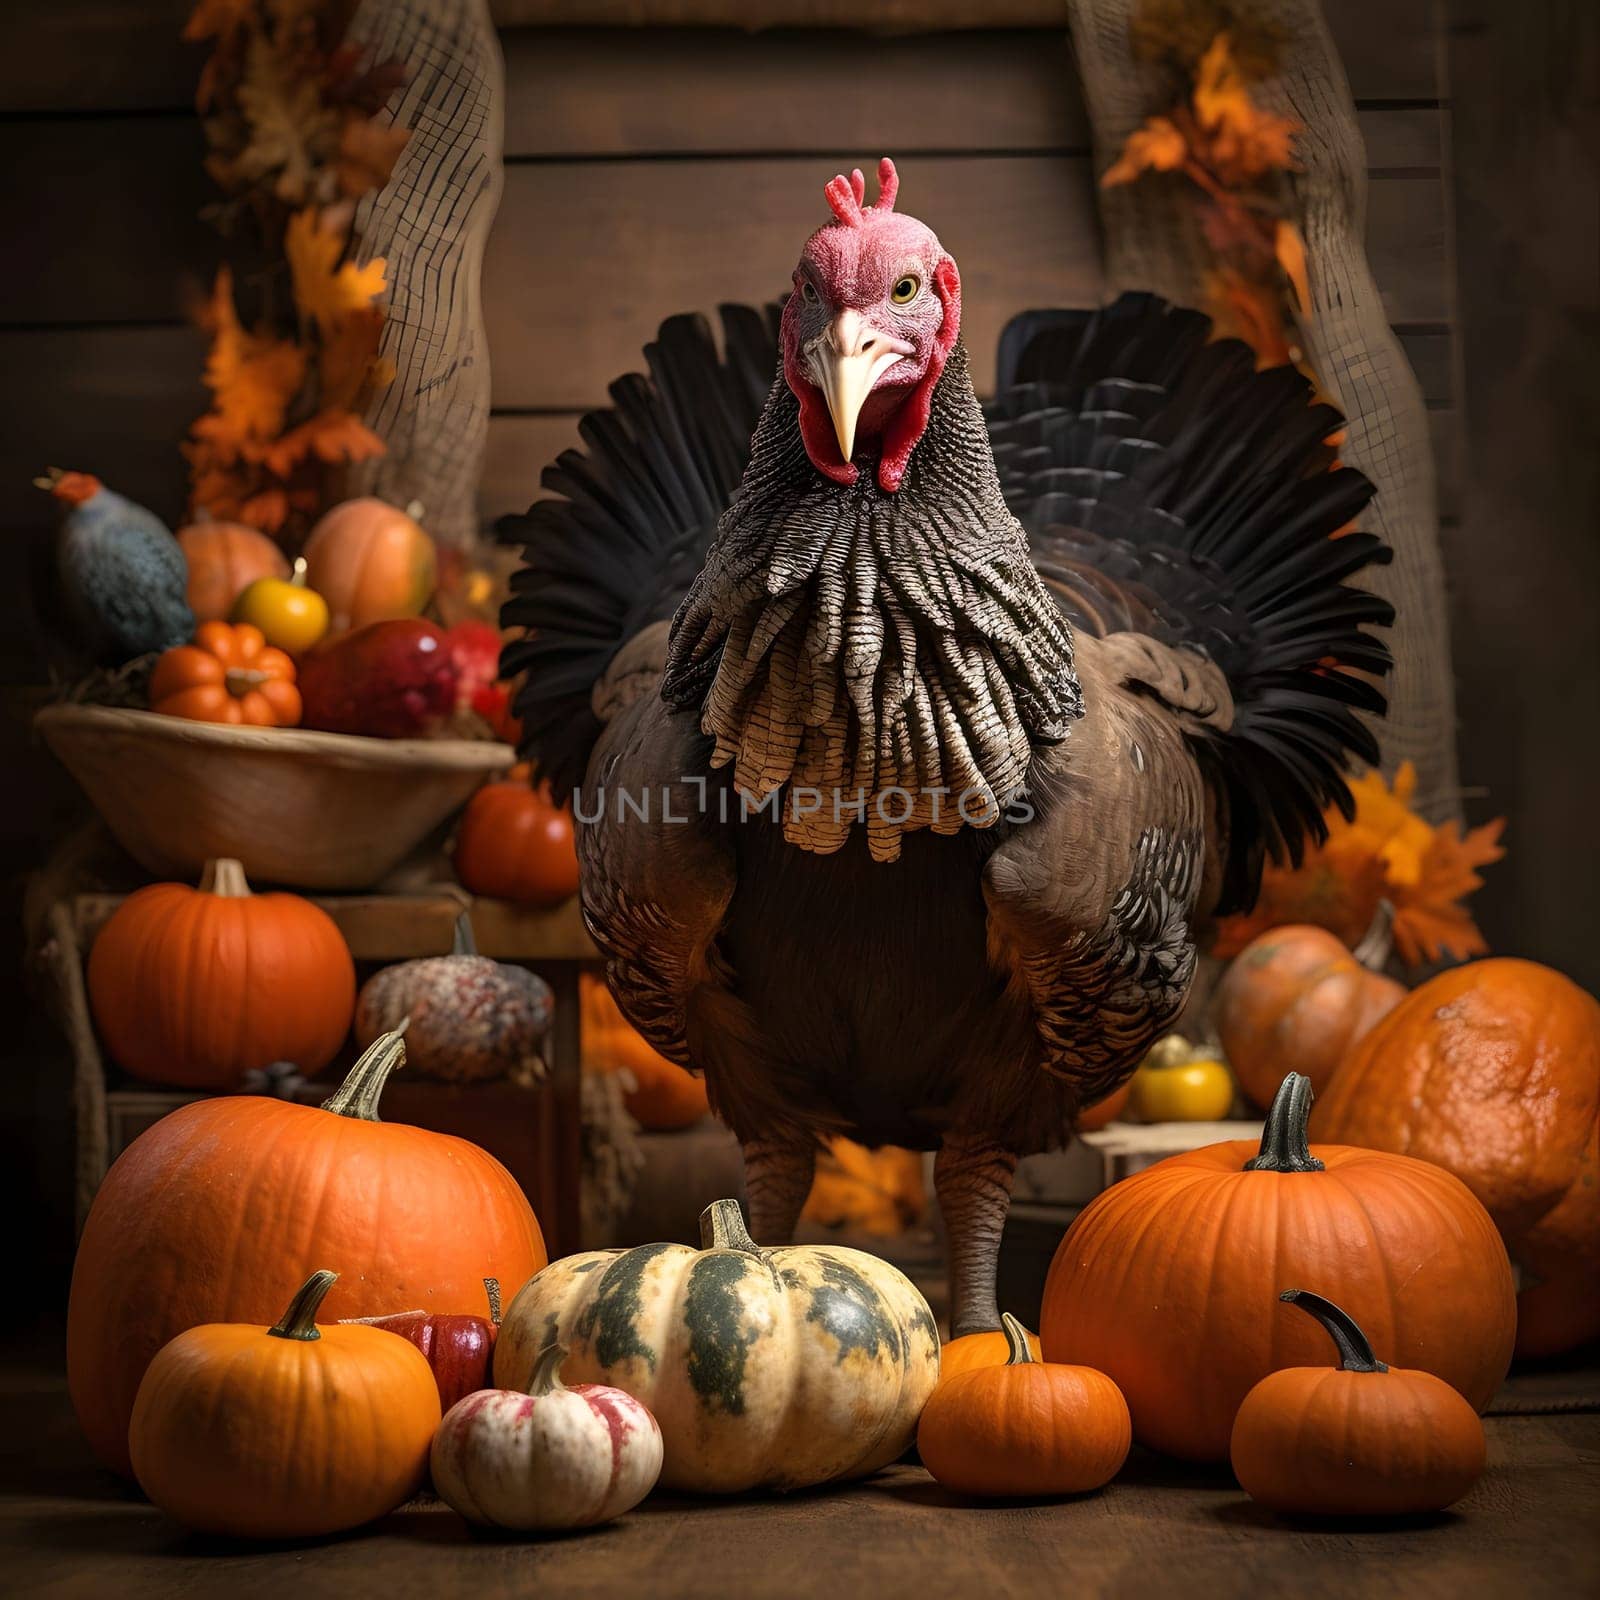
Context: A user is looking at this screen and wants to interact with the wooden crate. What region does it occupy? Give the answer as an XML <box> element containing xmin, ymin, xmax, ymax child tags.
<box><xmin>41</xmin><ymin>886</ymin><xmax>598</xmax><ymax>1258</ymax></box>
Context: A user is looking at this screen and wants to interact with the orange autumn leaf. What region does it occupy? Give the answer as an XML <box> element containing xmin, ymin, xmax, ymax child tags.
<box><xmin>285</xmin><ymin>207</ymin><xmax>388</xmax><ymax>335</ymax></box>
<box><xmin>336</xmin><ymin>115</ymin><xmax>410</xmax><ymax>198</ymax></box>
<box><xmin>1192</xmin><ymin>33</ymin><xmax>1300</xmax><ymax>186</ymax></box>
<box><xmin>318</xmin><ymin>305</ymin><xmax>388</xmax><ymax>412</ymax></box>
<box><xmin>261</xmin><ymin>409</ymin><xmax>385</xmax><ymax>478</ymax></box>
<box><xmin>1101</xmin><ymin>115</ymin><xmax>1188</xmax><ymax>188</ymax></box>
<box><xmin>194</xmin><ymin>267</ymin><xmax>307</xmax><ymax>454</ymax></box>
<box><xmin>1274</xmin><ymin>218</ymin><xmax>1311</xmax><ymax>317</ymax></box>
<box><xmin>1204</xmin><ymin>266</ymin><xmax>1295</xmax><ymax>368</ymax></box>
<box><xmin>1391</xmin><ymin>817</ymin><xmax>1507</xmax><ymax>967</ymax></box>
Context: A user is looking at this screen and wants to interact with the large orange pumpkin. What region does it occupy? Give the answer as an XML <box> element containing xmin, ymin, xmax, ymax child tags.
<box><xmin>177</xmin><ymin>520</ymin><xmax>289</xmax><ymax>622</ymax></box>
<box><xmin>1310</xmin><ymin>958</ymin><xmax>1600</xmax><ymax>1355</ymax></box>
<box><xmin>68</xmin><ymin>1028</ymin><xmax>546</xmax><ymax>1477</ymax></box>
<box><xmin>1216</xmin><ymin>924</ymin><xmax>1405</xmax><ymax>1109</ymax></box>
<box><xmin>87</xmin><ymin>858</ymin><xmax>354</xmax><ymax>1089</ymax></box>
<box><xmin>1040</xmin><ymin>1073</ymin><xmax>1515</xmax><ymax>1462</ymax></box>
<box><xmin>454</xmin><ymin>775</ymin><xmax>580</xmax><ymax>907</ymax></box>
<box><xmin>303</xmin><ymin>497</ymin><xmax>437</xmax><ymax>637</ymax></box>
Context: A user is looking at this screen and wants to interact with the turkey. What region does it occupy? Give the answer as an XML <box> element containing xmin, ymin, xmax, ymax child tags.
<box><xmin>502</xmin><ymin>158</ymin><xmax>1391</xmax><ymax>1335</ymax></box>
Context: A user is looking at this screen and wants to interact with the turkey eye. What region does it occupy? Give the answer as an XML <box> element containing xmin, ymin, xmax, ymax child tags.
<box><xmin>801</xmin><ymin>280</ymin><xmax>818</xmax><ymax>303</ymax></box>
<box><xmin>890</xmin><ymin>275</ymin><xmax>921</xmax><ymax>306</ymax></box>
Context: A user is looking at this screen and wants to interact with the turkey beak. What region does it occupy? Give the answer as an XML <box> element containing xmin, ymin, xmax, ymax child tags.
<box><xmin>807</xmin><ymin>309</ymin><xmax>914</xmax><ymax>466</ymax></box>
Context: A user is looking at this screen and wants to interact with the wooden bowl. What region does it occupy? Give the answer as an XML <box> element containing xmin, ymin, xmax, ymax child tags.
<box><xmin>37</xmin><ymin>704</ymin><xmax>515</xmax><ymax>890</ymax></box>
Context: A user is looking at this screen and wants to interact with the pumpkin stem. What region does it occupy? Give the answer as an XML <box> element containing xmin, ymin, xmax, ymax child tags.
<box><xmin>452</xmin><ymin>912</ymin><xmax>479</xmax><ymax>957</ymax></box>
<box><xmin>1244</xmin><ymin>1073</ymin><xmax>1326</xmax><ymax>1173</ymax></box>
<box><xmin>527</xmin><ymin>1341</ymin><xmax>569</xmax><ymax>1397</ymax></box>
<box><xmin>268</xmin><ymin>1269</ymin><xmax>338</xmax><ymax>1341</ymax></box>
<box><xmin>199</xmin><ymin>858</ymin><xmax>252</xmax><ymax>899</ymax></box>
<box><xmin>289</xmin><ymin>555</ymin><xmax>309</xmax><ymax>588</ymax></box>
<box><xmin>1352</xmin><ymin>899</ymin><xmax>1394</xmax><ymax>972</ymax></box>
<box><xmin>1000</xmin><ymin>1312</ymin><xmax>1037</xmax><ymax>1366</ymax></box>
<box><xmin>700</xmin><ymin>1199</ymin><xmax>762</xmax><ymax>1256</ymax></box>
<box><xmin>484</xmin><ymin>1277</ymin><xmax>502</xmax><ymax>1325</ymax></box>
<box><xmin>320</xmin><ymin>1024</ymin><xmax>409</xmax><ymax>1121</ymax></box>
<box><xmin>1280</xmin><ymin>1289</ymin><xmax>1388</xmax><ymax>1373</ymax></box>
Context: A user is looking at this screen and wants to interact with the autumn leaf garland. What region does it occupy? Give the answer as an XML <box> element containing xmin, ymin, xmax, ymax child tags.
<box><xmin>183</xmin><ymin>0</ymin><xmax>407</xmax><ymax>534</ymax></box>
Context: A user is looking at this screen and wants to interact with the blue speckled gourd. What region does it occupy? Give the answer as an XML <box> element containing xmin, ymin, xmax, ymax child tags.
<box><xmin>45</xmin><ymin>471</ymin><xmax>193</xmax><ymax>663</ymax></box>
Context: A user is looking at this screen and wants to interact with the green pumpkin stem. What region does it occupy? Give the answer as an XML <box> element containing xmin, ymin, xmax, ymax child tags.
<box><xmin>700</xmin><ymin>1198</ymin><xmax>762</xmax><ymax>1255</ymax></box>
<box><xmin>1000</xmin><ymin>1313</ymin><xmax>1037</xmax><ymax>1367</ymax></box>
<box><xmin>320</xmin><ymin>1024</ymin><xmax>409</xmax><ymax>1122</ymax></box>
<box><xmin>1281</xmin><ymin>1289</ymin><xmax>1388</xmax><ymax>1373</ymax></box>
<box><xmin>528</xmin><ymin>1341</ymin><xmax>569</xmax><ymax>1397</ymax></box>
<box><xmin>268</xmin><ymin>1270</ymin><xmax>338</xmax><ymax>1341</ymax></box>
<box><xmin>452</xmin><ymin>911</ymin><xmax>479</xmax><ymax>957</ymax></box>
<box><xmin>1244</xmin><ymin>1072</ymin><xmax>1326</xmax><ymax>1173</ymax></box>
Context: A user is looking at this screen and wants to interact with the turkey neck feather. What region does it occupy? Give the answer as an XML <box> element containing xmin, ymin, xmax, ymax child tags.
<box><xmin>662</xmin><ymin>342</ymin><xmax>1082</xmax><ymax>863</ymax></box>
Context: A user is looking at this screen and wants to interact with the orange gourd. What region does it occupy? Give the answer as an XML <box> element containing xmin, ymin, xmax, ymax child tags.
<box><xmin>581</xmin><ymin>971</ymin><xmax>711</xmax><ymax>1129</ymax></box>
<box><xmin>1310</xmin><ymin>957</ymin><xmax>1600</xmax><ymax>1355</ymax></box>
<box><xmin>130</xmin><ymin>1269</ymin><xmax>441</xmax><ymax>1538</ymax></box>
<box><xmin>149</xmin><ymin>620</ymin><xmax>301</xmax><ymax>727</ymax></box>
<box><xmin>918</xmin><ymin>1314</ymin><xmax>1131</xmax><ymax>1497</ymax></box>
<box><xmin>67</xmin><ymin>1028</ymin><xmax>547</xmax><ymax>1477</ymax></box>
<box><xmin>1216</xmin><ymin>924</ymin><xmax>1405</xmax><ymax>1109</ymax></box>
<box><xmin>177</xmin><ymin>520</ymin><xmax>289</xmax><ymax>622</ymax></box>
<box><xmin>87</xmin><ymin>857</ymin><xmax>354</xmax><ymax>1089</ymax></box>
<box><xmin>1040</xmin><ymin>1073</ymin><xmax>1516</xmax><ymax>1462</ymax></box>
<box><xmin>1230</xmin><ymin>1290</ymin><xmax>1486</xmax><ymax>1516</ymax></box>
<box><xmin>939</xmin><ymin>1321</ymin><xmax>1042</xmax><ymax>1382</ymax></box>
<box><xmin>1075</xmin><ymin>1079</ymin><xmax>1131</xmax><ymax>1131</ymax></box>
<box><xmin>454</xmin><ymin>775</ymin><xmax>580</xmax><ymax>908</ymax></box>
<box><xmin>303</xmin><ymin>497</ymin><xmax>437</xmax><ymax>636</ymax></box>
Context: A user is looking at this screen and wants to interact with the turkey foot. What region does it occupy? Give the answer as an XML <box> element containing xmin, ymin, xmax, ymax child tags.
<box><xmin>741</xmin><ymin>1135</ymin><xmax>817</xmax><ymax>1245</ymax></box>
<box><xmin>935</xmin><ymin>1133</ymin><xmax>1018</xmax><ymax>1338</ymax></box>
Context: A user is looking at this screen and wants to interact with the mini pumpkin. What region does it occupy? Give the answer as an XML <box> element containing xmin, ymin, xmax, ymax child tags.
<box><xmin>303</xmin><ymin>496</ymin><xmax>437</xmax><ymax>636</ymax></box>
<box><xmin>1217</xmin><ymin>924</ymin><xmax>1405</xmax><ymax>1109</ymax></box>
<box><xmin>129</xmin><ymin>1269</ymin><xmax>441</xmax><ymax>1539</ymax></box>
<box><xmin>918</xmin><ymin>1314</ymin><xmax>1131</xmax><ymax>1498</ymax></box>
<box><xmin>149</xmin><ymin>619</ymin><xmax>301</xmax><ymax>727</ymax></box>
<box><xmin>231</xmin><ymin>555</ymin><xmax>330</xmax><ymax>655</ymax></box>
<box><xmin>342</xmin><ymin>1279</ymin><xmax>502</xmax><ymax>1412</ymax></box>
<box><xmin>454</xmin><ymin>774</ymin><xmax>580</xmax><ymax>907</ymax></box>
<box><xmin>1230</xmin><ymin>1290</ymin><xmax>1486</xmax><ymax>1517</ymax></box>
<box><xmin>432</xmin><ymin>1343</ymin><xmax>663</xmax><ymax>1531</ymax></box>
<box><xmin>1128</xmin><ymin>1034</ymin><xmax>1236</xmax><ymax>1121</ymax></box>
<box><xmin>68</xmin><ymin>1028</ymin><xmax>546</xmax><ymax>1477</ymax></box>
<box><xmin>495</xmin><ymin>1199</ymin><xmax>940</xmax><ymax>1493</ymax></box>
<box><xmin>1310</xmin><ymin>958</ymin><xmax>1600</xmax><ymax>1355</ymax></box>
<box><xmin>580</xmin><ymin>973</ymin><xmax>710</xmax><ymax>1129</ymax></box>
<box><xmin>355</xmin><ymin>913</ymin><xmax>552</xmax><ymax>1084</ymax></box>
<box><xmin>1075</xmin><ymin>1080</ymin><xmax>1131</xmax><ymax>1132</ymax></box>
<box><xmin>87</xmin><ymin>857</ymin><xmax>354</xmax><ymax>1089</ymax></box>
<box><xmin>1040</xmin><ymin>1073</ymin><xmax>1516</xmax><ymax>1462</ymax></box>
<box><xmin>177</xmin><ymin>519</ymin><xmax>289</xmax><ymax>622</ymax></box>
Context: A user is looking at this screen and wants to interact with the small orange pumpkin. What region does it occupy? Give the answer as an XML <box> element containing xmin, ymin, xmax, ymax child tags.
<box><xmin>1075</xmin><ymin>1080</ymin><xmax>1131</xmax><ymax>1131</ymax></box>
<box><xmin>1041</xmin><ymin>1073</ymin><xmax>1516</xmax><ymax>1462</ymax></box>
<box><xmin>130</xmin><ymin>1269</ymin><xmax>441</xmax><ymax>1538</ymax></box>
<box><xmin>1217</xmin><ymin>924</ymin><xmax>1405</xmax><ymax>1109</ymax></box>
<box><xmin>177</xmin><ymin>520</ymin><xmax>289</xmax><ymax>622</ymax></box>
<box><xmin>1311</xmin><ymin>958</ymin><xmax>1600</xmax><ymax>1354</ymax></box>
<box><xmin>454</xmin><ymin>774</ymin><xmax>580</xmax><ymax>907</ymax></box>
<box><xmin>939</xmin><ymin>1320</ymin><xmax>1042</xmax><ymax>1383</ymax></box>
<box><xmin>581</xmin><ymin>974</ymin><xmax>710</xmax><ymax>1129</ymax></box>
<box><xmin>1230</xmin><ymin>1290</ymin><xmax>1486</xmax><ymax>1517</ymax></box>
<box><xmin>303</xmin><ymin>497</ymin><xmax>437</xmax><ymax>637</ymax></box>
<box><xmin>68</xmin><ymin>1027</ymin><xmax>547</xmax><ymax>1477</ymax></box>
<box><xmin>918</xmin><ymin>1314</ymin><xmax>1131</xmax><ymax>1497</ymax></box>
<box><xmin>87</xmin><ymin>857</ymin><xmax>355</xmax><ymax>1089</ymax></box>
<box><xmin>149</xmin><ymin>620</ymin><xmax>301</xmax><ymax>727</ymax></box>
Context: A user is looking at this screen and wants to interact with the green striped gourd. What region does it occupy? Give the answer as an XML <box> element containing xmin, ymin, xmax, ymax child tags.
<box><xmin>494</xmin><ymin>1199</ymin><xmax>940</xmax><ymax>1492</ymax></box>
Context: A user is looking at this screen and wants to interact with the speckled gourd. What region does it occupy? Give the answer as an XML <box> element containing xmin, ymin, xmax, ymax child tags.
<box><xmin>494</xmin><ymin>1199</ymin><xmax>940</xmax><ymax>1492</ymax></box>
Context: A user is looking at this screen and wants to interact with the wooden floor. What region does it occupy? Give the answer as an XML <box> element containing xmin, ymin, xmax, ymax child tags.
<box><xmin>5</xmin><ymin>1354</ymin><xmax>1597</xmax><ymax>1600</ymax></box>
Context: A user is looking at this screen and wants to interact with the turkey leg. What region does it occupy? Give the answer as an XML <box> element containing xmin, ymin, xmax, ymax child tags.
<box><xmin>935</xmin><ymin>1133</ymin><xmax>1018</xmax><ymax>1338</ymax></box>
<box><xmin>741</xmin><ymin>1135</ymin><xmax>817</xmax><ymax>1245</ymax></box>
